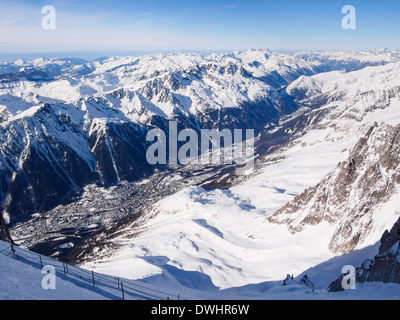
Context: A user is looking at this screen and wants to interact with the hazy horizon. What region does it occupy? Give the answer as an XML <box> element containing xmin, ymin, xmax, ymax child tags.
<box><xmin>0</xmin><ymin>47</ymin><xmax>398</xmax><ymax>63</ymax></box>
<box><xmin>1</xmin><ymin>0</ymin><xmax>399</xmax><ymax>58</ymax></box>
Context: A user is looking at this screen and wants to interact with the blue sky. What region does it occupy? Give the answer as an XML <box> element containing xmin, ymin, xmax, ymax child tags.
<box><xmin>0</xmin><ymin>0</ymin><xmax>399</xmax><ymax>56</ymax></box>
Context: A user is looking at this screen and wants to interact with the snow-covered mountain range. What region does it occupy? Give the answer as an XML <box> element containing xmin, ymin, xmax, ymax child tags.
<box><xmin>2</xmin><ymin>49</ymin><xmax>400</xmax><ymax>224</ymax></box>
<box><xmin>2</xmin><ymin>49</ymin><xmax>400</xmax><ymax>298</ymax></box>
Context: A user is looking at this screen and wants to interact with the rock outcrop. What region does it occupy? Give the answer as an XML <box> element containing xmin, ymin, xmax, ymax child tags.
<box><xmin>0</xmin><ymin>212</ymin><xmax>13</xmax><ymax>243</ymax></box>
<box><xmin>328</xmin><ymin>217</ymin><xmax>400</xmax><ymax>291</ymax></box>
<box><xmin>269</xmin><ymin>123</ymin><xmax>400</xmax><ymax>254</ymax></box>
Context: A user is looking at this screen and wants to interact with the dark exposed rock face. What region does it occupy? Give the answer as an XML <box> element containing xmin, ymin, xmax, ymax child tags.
<box><xmin>328</xmin><ymin>217</ymin><xmax>400</xmax><ymax>292</ymax></box>
<box><xmin>0</xmin><ymin>104</ymin><xmax>155</xmax><ymax>224</ymax></box>
<box><xmin>88</xmin><ymin>121</ymin><xmax>153</xmax><ymax>186</ymax></box>
<box><xmin>0</xmin><ymin>212</ymin><xmax>13</xmax><ymax>243</ymax></box>
<box><xmin>269</xmin><ymin>123</ymin><xmax>400</xmax><ymax>254</ymax></box>
<box><xmin>357</xmin><ymin>218</ymin><xmax>400</xmax><ymax>284</ymax></box>
<box><xmin>0</xmin><ymin>90</ymin><xmax>298</xmax><ymax>225</ymax></box>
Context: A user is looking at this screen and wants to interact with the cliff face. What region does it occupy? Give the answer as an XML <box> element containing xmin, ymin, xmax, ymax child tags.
<box><xmin>359</xmin><ymin>217</ymin><xmax>400</xmax><ymax>284</ymax></box>
<box><xmin>328</xmin><ymin>217</ymin><xmax>400</xmax><ymax>292</ymax></box>
<box><xmin>0</xmin><ymin>212</ymin><xmax>13</xmax><ymax>243</ymax></box>
<box><xmin>269</xmin><ymin>123</ymin><xmax>400</xmax><ymax>254</ymax></box>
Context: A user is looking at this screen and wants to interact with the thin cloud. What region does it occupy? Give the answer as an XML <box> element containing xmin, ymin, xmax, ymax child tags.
<box><xmin>223</xmin><ymin>5</ymin><xmax>239</xmax><ymax>9</ymax></box>
<box><xmin>214</xmin><ymin>4</ymin><xmax>238</xmax><ymax>16</ymax></box>
<box><xmin>0</xmin><ymin>1</ymin><xmax>238</xmax><ymax>52</ymax></box>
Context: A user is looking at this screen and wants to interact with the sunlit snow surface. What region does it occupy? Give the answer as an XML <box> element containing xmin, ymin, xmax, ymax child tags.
<box><xmin>2</xmin><ymin>50</ymin><xmax>400</xmax><ymax>299</ymax></box>
<box><xmin>82</xmin><ymin>100</ymin><xmax>400</xmax><ymax>293</ymax></box>
<box><xmin>1</xmin><ymin>240</ymin><xmax>400</xmax><ymax>300</ymax></box>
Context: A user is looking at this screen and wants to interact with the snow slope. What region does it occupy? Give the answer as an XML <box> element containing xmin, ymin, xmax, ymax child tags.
<box><xmin>80</xmin><ymin>187</ymin><xmax>341</xmax><ymax>289</ymax></box>
<box><xmin>2</xmin><ymin>239</ymin><xmax>399</xmax><ymax>300</ymax></box>
<box><xmin>0</xmin><ymin>241</ymin><xmax>115</xmax><ymax>300</ymax></box>
<box><xmin>3</xmin><ymin>50</ymin><xmax>400</xmax><ymax>299</ymax></box>
<box><xmin>75</xmin><ymin>60</ymin><xmax>400</xmax><ymax>296</ymax></box>
<box><xmin>0</xmin><ymin>240</ymin><xmax>191</xmax><ymax>300</ymax></box>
